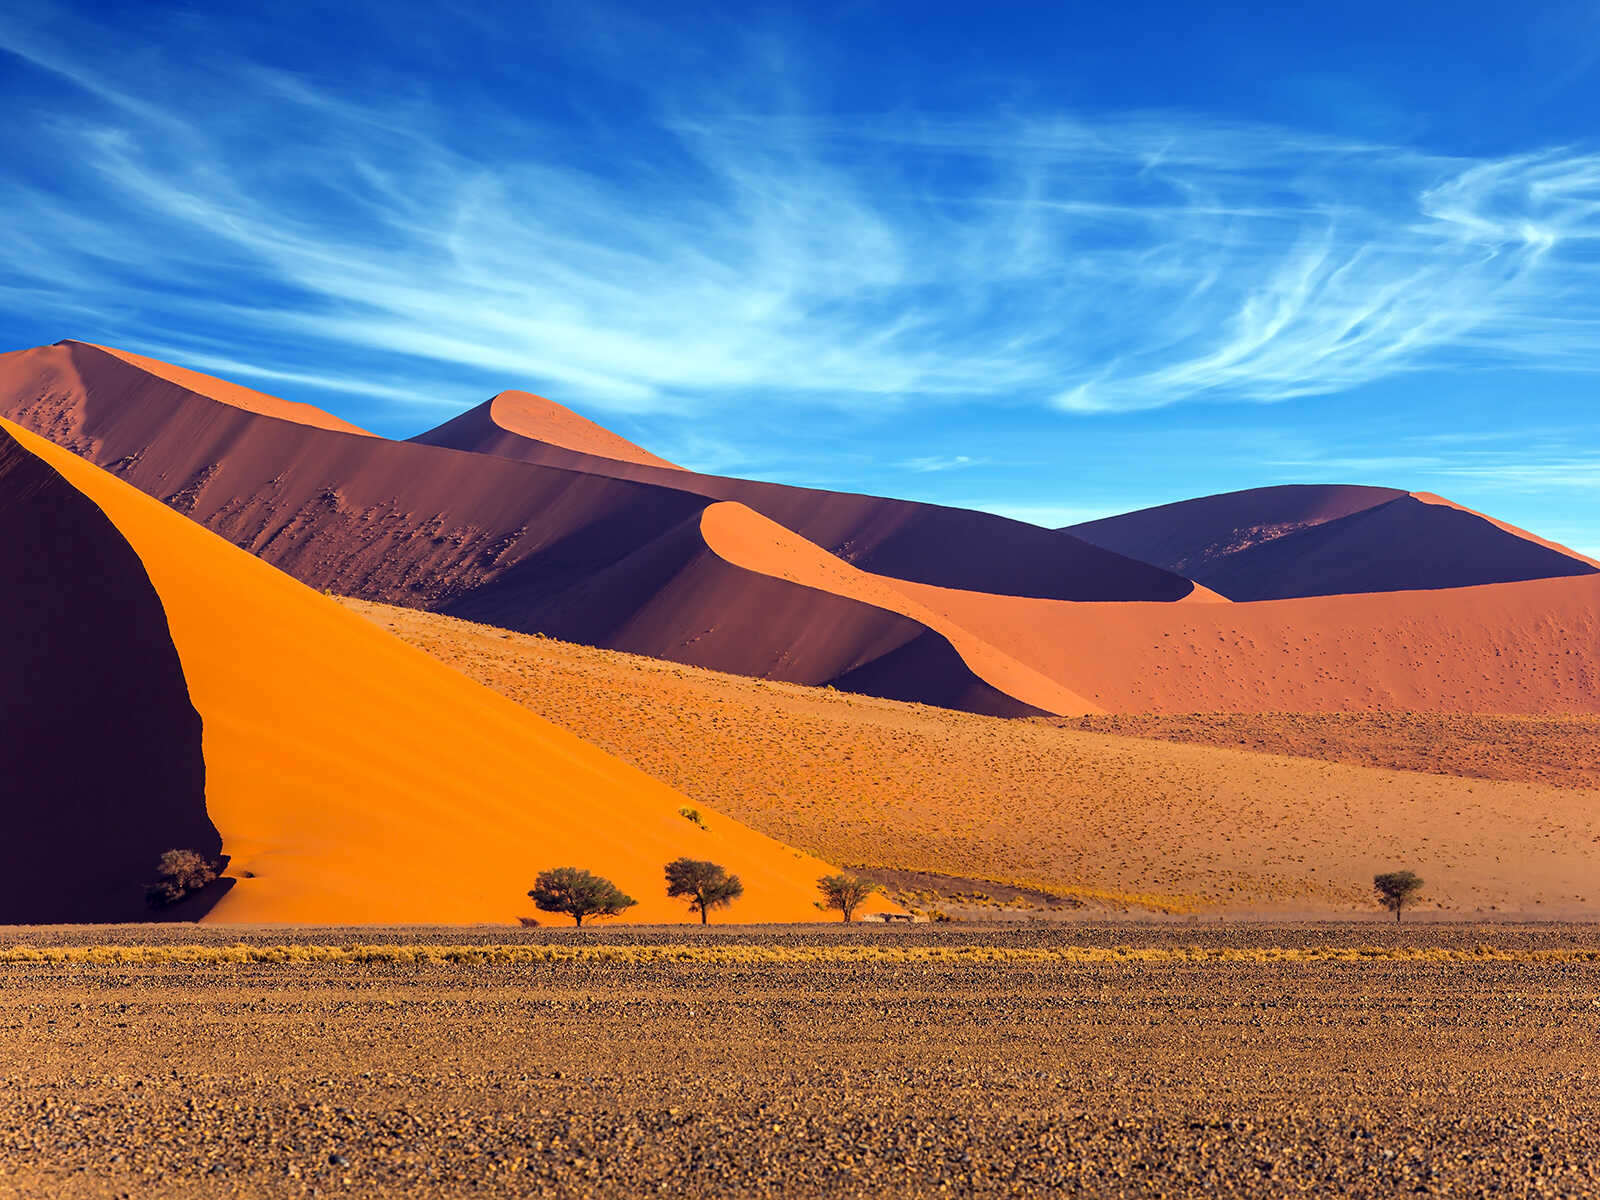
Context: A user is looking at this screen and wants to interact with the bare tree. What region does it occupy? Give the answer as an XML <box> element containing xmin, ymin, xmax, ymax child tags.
<box><xmin>1373</xmin><ymin>870</ymin><xmax>1424</xmax><ymax>923</ymax></box>
<box><xmin>664</xmin><ymin>857</ymin><xmax>743</xmax><ymax>925</ymax></box>
<box><xmin>817</xmin><ymin>873</ymin><xmax>878</xmax><ymax>922</ymax></box>
<box><xmin>528</xmin><ymin>867</ymin><xmax>637</xmax><ymax>927</ymax></box>
<box><xmin>145</xmin><ymin>849</ymin><xmax>217</xmax><ymax>908</ymax></box>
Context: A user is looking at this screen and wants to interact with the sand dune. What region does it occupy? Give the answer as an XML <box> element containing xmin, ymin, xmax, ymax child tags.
<box><xmin>411</xmin><ymin>386</ymin><xmax>1198</xmax><ymax>602</ymax></box>
<box><xmin>82</xmin><ymin>342</ymin><xmax>375</xmax><ymax>437</ymax></box>
<box><xmin>0</xmin><ymin>341</ymin><xmax>1032</xmax><ymax>715</ymax></box>
<box><xmin>414</xmin><ymin>390</ymin><xmax>681</xmax><ymax>469</ymax></box>
<box><xmin>887</xmin><ymin>572</ymin><xmax>1600</xmax><ymax>713</ymax></box>
<box><xmin>2</xmin><ymin>416</ymin><xmax>850</xmax><ymax>924</ymax></box>
<box><xmin>345</xmin><ymin>598</ymin><xmax>1600</xmax><ymax>918</ymax></box>
<box><xmin>699</xmin><ymin>501</ymin><xmax>1096</xmax><ymax>716</ymax></box>
<box><xmin>0</xmin><ymin>425</ymin><xmax>215</xmax><ymax>923</ymax></box>
<box><xmin>1072</xmin><ymin>484</ymin><xmax>1598</xmax><ymax>599</ymax></box>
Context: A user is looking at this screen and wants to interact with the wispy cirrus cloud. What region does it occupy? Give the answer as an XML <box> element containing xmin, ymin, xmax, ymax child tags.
<box><xmin>1</xmin><ymin>6</ymin><xmax>1599</xmax><ymax>428</ymax></box>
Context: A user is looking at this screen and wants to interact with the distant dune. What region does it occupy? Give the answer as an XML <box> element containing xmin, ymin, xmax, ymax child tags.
<box><xmin>3</xmin><ymin>340</ymin><xmax>1597</xmax><ymax>722</ymax></box>
<box><xmin>0</xmin><ymin>341</ymin><xmax>1063</xmax><ymax>715</ymax></box>
<box><xmin>409</xmin><ymin>382</ymin><xmax>1197</xmax><ymax>602</ymax></box>
<box><xmin>1071</xmin><ymin>484</ymin><xmax>1599</xmax><ymax>600</ymax></box>
<box><xmin>0</xmin><ymin>416</ymin><xmax>851</xmax><ymax>924</ymax></box>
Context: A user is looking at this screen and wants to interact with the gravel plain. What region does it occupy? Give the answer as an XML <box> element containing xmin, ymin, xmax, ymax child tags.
<box><xmin>3</xmin><ymin>923</ymin><xmax>1598</xmax><ymax>1199</ymax></box>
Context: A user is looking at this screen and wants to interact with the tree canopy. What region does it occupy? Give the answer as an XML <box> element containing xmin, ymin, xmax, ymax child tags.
<box><xmin>664</xmin><ymin>857</ymin><xmax>743</xmax><ymax>925</ymax></box>
<box><xmin>145</xmin><ymin>848</ymin><xmax>217</xmax><ymax>908</ymax></box>
<box><xmin>817</xmin><ymin>873</ymin><xmax>878</xmax><ymax>922</ymax></box>
<box><xmin>1373</xmin><ymin>870</ymin><xmax>1424</xmax><ymax>923</ymax></box>
<box><xmin>529</xmin><ymin>866</ymin><xmax>637</xmax><ymax>926</ymax></box>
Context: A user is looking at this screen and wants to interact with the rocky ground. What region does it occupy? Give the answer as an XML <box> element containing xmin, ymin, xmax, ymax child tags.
<box><xmin>2</xmin><ymin>924</ymin><xmax>1598</xmax><ymax>1198</ymax></box>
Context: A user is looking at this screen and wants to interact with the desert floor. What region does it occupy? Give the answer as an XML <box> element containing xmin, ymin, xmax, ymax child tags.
<box><xmin>3</xmin><ymin>923</ymin><xmax>1598</xmax><ymax>1199</ymax></box>
<box><xmin>342</xmin><ymin>599</ymin><xmax>1600</xmax><ymax>919</ymax></box>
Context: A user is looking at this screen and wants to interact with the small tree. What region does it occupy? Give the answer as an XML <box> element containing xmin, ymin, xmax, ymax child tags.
<box><xmin>528</xmin><ymin>867</ymin><xmax>637</xmax><ymax>927</ymax></box>
<box><xmin>664</xmin><ymin>857</ymin><xmax>743</xmax><ymax>925</ymax></box>
<box><xmin>817</xmin><ymin>873</ymin><xmax>878</xmax><ymax>922</ymax></box>
<box><xmin>1374</xmin><ymin>870</ymin><xmax>1424</xmax><ymax>923</ymax></box>
<box><xmin>145</xmin><ymin>849</ymin><xmax>217</xmax><ymax>908</ymax></box>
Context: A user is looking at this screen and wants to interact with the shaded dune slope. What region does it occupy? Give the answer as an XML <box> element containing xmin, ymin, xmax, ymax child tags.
<box><xmin>0</xmin><ymin>341</ymin><xmax>1033</xmax><ymax>715</ymax></box>
<box><xmin>412</xmin><ymin>396</ymin><xmax>1197</xmax><ymax>602</ymax></box>
<box><xmin>3</xmin><ymin>417</ymin><xmax>849</xmax><ymax>925</ymax></box>
<box><xmin>1071</xmin><ymin>484</ymin><xmax>1599</xmax><ymax>600</ymax></box>
<box><xmin>0</xmin><ymin>424</ymin><xmax>218</xmax><ymax>923</ymax></box>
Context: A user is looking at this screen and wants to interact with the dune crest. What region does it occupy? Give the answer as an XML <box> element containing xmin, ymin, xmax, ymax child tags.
<box><xmin>490</xmin><ymin>390</ymin><xmax>682</xmax><ymax>468</ymax></box>
<box><xmin>698</xmin><ymin>501</ymin><xmax>1099</xmax><ymax>716</ymax></box>
<box><xmin>76</xmin><ymin>342</ymin><xmax>375</xmax><ymax>437</ymax></box>
<box><xmin>3</xmin><ymin>416</ymin><xmax>849</xmax><ymax>924</ymax></box>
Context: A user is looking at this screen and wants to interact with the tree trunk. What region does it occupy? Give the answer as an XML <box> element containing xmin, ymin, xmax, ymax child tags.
<box><xmin>1395</xmin><ymin>907</ymin><xmax>1401</xmax><ymax>924</ymax></box>
<box><xmin>700</xmin><ymin>903</ymin><xmax>708</xmax><ymax>926</ymax></box>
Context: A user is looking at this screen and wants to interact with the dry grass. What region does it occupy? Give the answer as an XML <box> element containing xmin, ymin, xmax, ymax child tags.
<box><xmin>6</xmin><ymin>942</ymin><xmax>1600</xmax><ymax>965</ymax></box>
<box><xmin>341</xmin><ymin>598</ymin><xmax>1600</xmax><ymax>919</ymax></box>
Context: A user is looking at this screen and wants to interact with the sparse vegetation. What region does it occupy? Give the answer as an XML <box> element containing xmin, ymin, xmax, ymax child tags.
<box><xmin>817</xmin><ymin>873</ymin><xmax>879</xmax><ymax>922</ymax></box>
<box><xmin>664</xmin><ymin>857</ymin><xmax>744</xmax><ymax>925</ymax></box>
<box><xmin>678</xmin><ymin>806</ymin><xmax>708</xmax><ymax>830</ymax></box>
<box><xmin>527</xmin><ymin>867</ymin><xmax>637</xmax><ymax>926</ymax></box>
<box><xmin>1374</xmin><ymin>870</ymin><xmax>1425</xmax><ymax>923</ymax></box>
<box><xmin>144</xmin><ymin>849</ymin><xmax>217</xmax><ymax>908</ymax></box>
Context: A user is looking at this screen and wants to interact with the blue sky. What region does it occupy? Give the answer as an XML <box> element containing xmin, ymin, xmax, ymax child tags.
<box><xmin>2</xmin><ymin>1</ymin><xmax>1599</xmax><ymax>548</ymax></box>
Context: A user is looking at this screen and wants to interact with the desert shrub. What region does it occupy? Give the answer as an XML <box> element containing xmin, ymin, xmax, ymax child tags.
<box><xmin>678</xmin><ymin>806</ymin><xmax>707</xmax><ymax>830</ymax></box>
<box><xmin>528</xmin><ymin>867</ymin><xmax>637</xmax><ymax>927</ymax></box>
<box><xmin>664</xmin><ymin>857</ymin><xmax>743</xmax><ymax>925</ymax></box>
<box><xmin>817</xmin><ymin>873</ymin><xmax>879</xmax><ymax>922</ymax></box>
<box><xmin>144</xmin><ymin>849</ymin><xmax>218</xmax><ymax>908</ymax></box>
<box><xmin>1374</xmin><ymin>870</ymin><xmax>1424</xmax><ymax>923</ymax></box>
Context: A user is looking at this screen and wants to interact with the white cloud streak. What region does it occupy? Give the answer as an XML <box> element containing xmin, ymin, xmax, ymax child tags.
<box><xmin>2</xmin><ymin>12</ymin><xmax>1600</xmax><ymax>421</ymax></box>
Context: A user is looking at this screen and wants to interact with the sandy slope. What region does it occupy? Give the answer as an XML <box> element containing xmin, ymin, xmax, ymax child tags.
<box><xmin>699</xmin><ymin>501</ymin><xmax>1097</xmax><ymax>716</ymax></box>
<box><xmin>0</xmin><ymin>425</ymin><xmax>215</xmax><ymax>923</ymax></box>
<box><xmin>344</xmin><ymin>599</ymin><xmax>1600</xmax><ymax>918</ymax></box>
<box><xmin>0</xmin><ymin>341</ymin><xmax>1077</xmax><ymax>715</ymax></box>
<box><xmin>1069</xmin><ymin>712</ymin><xmax>1600</xmax><ymax>790</ymax></box>
<box><xmin>416</xmin><ymin>389</ymin><xmax>682</xmax><ymax>469</ymax></box>
<box><xmin>1071</xmin><ymin>484</ymin><xmax>1598</xmax><ymax>599</ymax></box>
<box><xmin>410</xmin><ymin>387</ymin><xmax>1198</xmax><ymax>602</ymax></box>
<box><xmin>3</xmin><ymin>417</ymin><xmax>845</xmax><ymax>925</ymax></box>
<box><xmin>884</xmin><ymin>573</ymin><xmax>1600</xmax><ymax>713</ymax></box>
<box><xmin>83</xmin><ymin>343</ymin><xmax>375</xmax><ymax>437</ymax></box>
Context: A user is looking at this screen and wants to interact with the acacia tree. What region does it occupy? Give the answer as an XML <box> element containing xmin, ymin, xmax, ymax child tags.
<box><xmin>664</xmin><ymin>857</ymin><xmax>743</xmax><ymax>925</ymax></box>
<box><xmin>145</xmin><ymin>849</ymin><xmax>218</xmax><ymax>907</ymax></box>
<box><xmin>817</xmin><ymin>873</ymin><xmax>878</xmax><ymax>922</ymax></box>
<box><xmin>1373</xmin><ymin>870</ymin><xmax>1424</xmax><ymax>924</ymax></box>
<box><xmin>528</xmin><ymin>867</ymin><xmax>637</xmax><ymax>927</ymax></box>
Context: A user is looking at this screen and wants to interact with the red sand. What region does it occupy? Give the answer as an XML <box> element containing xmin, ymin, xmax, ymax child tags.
<box><xmin>0</xmin><ymin>341</ymin><xmax>1025</xmax><ymax>715</ymax></box>
<box><xmin>83</xmin><ymin>343</ymin><xmax>375</xmax><ymax>436</ymax></box>
<box><xmin>1072</xmin><ymin>484</ymin><xmax>1598</xmax><ymax>600</ymax></box>
<box><xmin>416</xmin><ymin>390</ymin><xmax>682</xmax><ymax>469</ymax></box>
<box><xmin>2</xmin><ymin>416</ymin><xmax>856</xmax><ymax>925</ymax></box>
<box><xmin>411</xmin><ymin>388</ymin><xmax>1197</xmax><ymax>602</ymax></box>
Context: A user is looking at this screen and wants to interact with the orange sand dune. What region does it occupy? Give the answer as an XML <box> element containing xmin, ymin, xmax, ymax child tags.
<box><xmin>414</xmin><ymin>389</ymin><xmax>682</xmax><ymax>470</ymax></box>
<box><xmin>699</xmin><ymin>501</ymin><xmax>1099</xmax><ymax>716</ymax></box>
<box><xmin>80</xmin><ymin>342</ymin><xmax>375</xmax><ymax>437</ymax></box>
<box><xmin>345</xmin><ymin>599</ymin><xmax>1600</xmax><ymax>918</ymax></box>
<box><xmin>886</xmin><ymin>573</ymin><xmax>1600</xmax><ymax>714</ymax></box>
<box><xmin>491</xmin><ymin>390</ymin><xmax>682</xmax><ymax>469</ymax></box>
<box><xmin>3</xmin><ymin>416</ymin><xmax>847</xmax><ymax>925</ymax></box>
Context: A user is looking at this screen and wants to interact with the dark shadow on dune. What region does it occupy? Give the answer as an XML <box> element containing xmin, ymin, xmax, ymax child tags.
<box><xmin>0</xmin><ymin>424</ymin><xmax>220</xmax><ymax>923</ymax></box>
